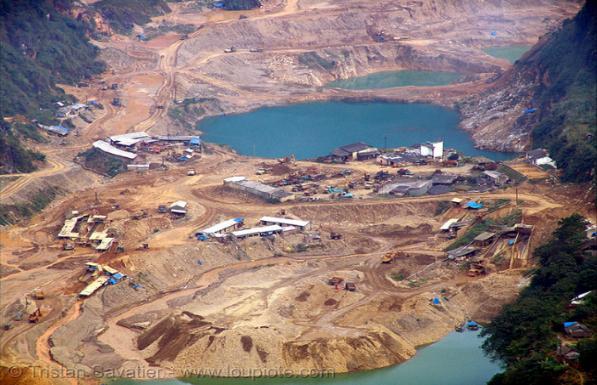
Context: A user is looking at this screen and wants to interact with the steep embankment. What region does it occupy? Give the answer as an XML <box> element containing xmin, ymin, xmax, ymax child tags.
<box><xmin>0</xmin><ymin>0</ymin><xmax>105</xmax><ymax>174</ymax></box>
<box><xmin>459</xmin><ymin>2</ymin><xmax>596</xmax><ymax>183</ymax></box>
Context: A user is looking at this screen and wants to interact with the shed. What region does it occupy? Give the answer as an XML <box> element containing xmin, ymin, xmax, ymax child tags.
<box><xmin>169</xmin><ymin>201</ymin><xmax>188</xmax><ymax>215</ymax></box>
<box><xmin>260</xmin><ymin>216</ymin><xmax>310</xmax><ymax>230</ymax></box>
<box><xmin>564</xmin><ymin>322</ymin><xmax>592</xmax><ymax>338</ymax></box>
<box><xmin>447</xmin><ymin>246</ymin><xmax>479</xmax><ymax>259</ymax></box>
<box><xmin>482</xmin><ymin>170</ymin><xmax>509</xmax><ymax>186</ymax></box>
<box><xmin>473</xmin><ymin>232</ymin><xmax>496</xmax><ymax>246</ymax></box>
<box><xmin>440</xmin><ymin>219</ymin><xmax>459</xmax><ymax>231</ymax></box>
<box><xmin>232</xmin><ymin>225</ymin><xmax>283</xmax><ymax>239</ymax></box>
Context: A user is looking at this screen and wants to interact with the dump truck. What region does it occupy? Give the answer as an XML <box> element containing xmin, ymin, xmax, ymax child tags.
<box><xmin>382</xmin><ymin>251</ymin><xmax>403</xmax><ymax>264</ymax></box>
<box><xmin>31</xmin><ymin>289</ymin><xmax>45</xmax><ymax>300</ymax></box>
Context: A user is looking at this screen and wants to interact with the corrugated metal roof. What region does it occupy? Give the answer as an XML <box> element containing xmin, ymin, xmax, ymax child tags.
<box><xmin>232</xmin><ymin>225</ymin><xmax>282</xmax><ymax>237</ymax></box>
<box><xmin>440</xmin><ymin>218</ymin><xmax>459</xmax><ymax>231</ymax></box>
<box><xmin>260</xmin><ymin>216</ymin><xmax>309</xmax><ymax>228</ymax></box>
<box><xmin>93</xmin><ymin>140</ymin><xmax>137</xmax><ymax>160</ymax></box>
<box><xmin>200</xmin><ymin>218</ymin><xmax>244</xmax><ymax>234</ymax></box>
<box><xmin>79</xmin><ymin>276</ymin><xmax>109</xmax><ymax>297</ymax></box>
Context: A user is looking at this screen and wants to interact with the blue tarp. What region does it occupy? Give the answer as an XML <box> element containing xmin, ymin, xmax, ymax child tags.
<box><xmin>112</xmin><ymin>273</ymin><xmax>124</xmax><ymax>280</ymax></box>
<box><xmin>508</xmin><ymin>239</ymin><xmax>515</xmax><ymax>246</ymax></box>
<box><xmin>466</xmin><ymin>201</ymin><xmax>483</xmax><ymax>209</ymax></box>
<box><xmin>490</xmin><ymin>31</ymin><xmax>497</xmax><ymax>36</ymax></box>
<box><xmin>564</xmin><ymin>321</ymin><xmax>577</xmax><ymax>328</ymax></box>
<box><xmin>327</xmin><ymin>186</ymin><xmax>344</xmax><ymax>194</ymax></box>
<box><xmin>189</xmin><ymin>137</ymin><xmax>201</xmax><ymax>146</ymax></box>
<box><xmin>524</xmin><ymin>108</ymin><xmax>537</xmax><ymax>114</ymax></box>
<box><xmin>432</xmin><ymin>297</ymin><xmax>441</xmax><ymax>305</ymax></box>
<box><xmin>467</xmin><ymin>320</ymin><xmax>479</xmax><ymax>327</ymax></box>
<box><xmin>196</xmin><ymin>233</ymin><xmax>209</xmax><ymax>241</ymax></box>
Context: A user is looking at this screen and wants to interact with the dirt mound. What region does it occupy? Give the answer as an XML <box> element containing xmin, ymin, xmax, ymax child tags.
<box><xmin>289</xmin><ymin>202</ymin><xmax>437</xmax><ymax>225</ymax></box>
<box><xmin>137</xmin><ymin>311</ymin><xmax>215</xmax><ymax>364</ymax></box>
<box><xmin>282</xmin><ymin>331</ymin><xmax>412</xmax><ymax>372</ymax></box>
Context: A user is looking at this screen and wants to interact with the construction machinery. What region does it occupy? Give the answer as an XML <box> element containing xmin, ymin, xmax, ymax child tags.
<box><xmin>382</xmin><ymin>251</ymin><xmax>403</xmax><ymax>264</ymax></box>
<box><xmin>31</xmin><ymin>289</ymin><xmax>45</xmax><ymax>300</ymax></box>
<box><xmin>28</xmin><ymin>308</ymin><xmax>42</xmax><ymax>323</ymax></box>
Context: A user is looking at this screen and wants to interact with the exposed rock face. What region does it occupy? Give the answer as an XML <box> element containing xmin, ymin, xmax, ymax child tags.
<box><xmin>458</xmin><ymin>64</ymin><xmax>539</xmax><ymax>152</ymax></box>
<box><xmin>459</xmin><ymin>1</ymin><xmax>596</xmax><ymax>173</ymax></box>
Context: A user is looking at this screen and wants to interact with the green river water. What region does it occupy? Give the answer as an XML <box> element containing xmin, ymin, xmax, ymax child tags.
<box><xmin>483</xmin><ymin>45</ymin><xmax>532</xmax><ymax>63</ymax></box>
<box><xmin>326</xmin><ymin>70</ymin><xmax>463</xmax><ymax>89</ymax></box>
<box><xmin>198</xmin><ymin>101</ymin><xmax>513</xmax><ymax>161</ymax></box>
<box><xmin>110</xmin><ymin>330</ymin><xmax>501</xmax><ymax>385</ymax></box>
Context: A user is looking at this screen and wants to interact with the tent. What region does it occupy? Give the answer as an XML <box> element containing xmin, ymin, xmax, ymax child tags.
<box><xmin>465</xmin><ymin>201</ymin><xmax>484</xmax><ymax>209</ymax></box>
<box><xmin>564</xmin><ymin>321</ymin><xmax>577</xmax><ymax>328</ymax></box>
<box><xmin>467</xmin><ymin>320</ymin><xmax>479</xmax><ymax>328</ymax></box>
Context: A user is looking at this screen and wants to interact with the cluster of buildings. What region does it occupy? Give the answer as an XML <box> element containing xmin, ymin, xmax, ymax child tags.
<box><xmin>223</xmin><ymin>176</ymin><xmax>295</xmax><ymax>203</ymax></box>
<box><xmin>376</xmin><ymin>167</ymin><xmax>510</xmax><ymax>197</ymax></box>
<box><xmin>326</xmin><ymin>141</ymin><xmax>447</xmax><ymax>165</ymax></box>
<box><xmin>58</xmin><ymin>212</ymin><xmax>115</xmax><ymax>251</ymax></box>
<box><xmin>195</xmin><ymin>216</ymin><xmax>310</xmax><ymax>241</ymax></box>
<box><xmin>79</xmin><ymin>262</ymin><xmax>126</xmax><ymax>297</ymax></box>
<box><xmin>40</xmin><ymin>101</ymin><xmax>104</xmax><ymax>136</ymax></box>
<box><xmin>91</xmin><ymin>132</ymin><xmax>202</xmax><ymax>165</ymax></box>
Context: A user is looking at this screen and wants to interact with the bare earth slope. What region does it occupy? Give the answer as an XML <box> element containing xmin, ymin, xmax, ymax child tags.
<box><xmin>0</xmin><ymin>0</ymin><xmax>590</xmax><ymax>383</ymax></box>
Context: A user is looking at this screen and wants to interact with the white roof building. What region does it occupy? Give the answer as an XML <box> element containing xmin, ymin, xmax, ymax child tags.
<box><xmin>93</xmin><ymin>140</ymin><xmax>137</xmax><ymax>160</ymax></box>
<box><xmin>169</xmin><ymin>201</ymin><xmax>188</xmax><ymax>214</ymax></box>
<box><xmin>199</xmin><ymin>218</ymin><xmax>244</xmax><ymax>235</ymax></box>
<box><xmin>420</xmin><ymin>141</ymin><xmax>444</xmax><ymax>159</ymax></box>
<box><xmin>440</xmin><ymin>218</ymin><xmax>459</xmax><ymax>231</ymax></box>
<box><xmin>109</xmin><ymin>132</ymin><xmax>151</xmax><ymax>147</ymax></box>
<box><xmin>535</xmin><ymin>156</ymin><xmax>557</xmax><ymax>168</ymax></box>
<box><xmin>260</xmin><ymin>216</ymin><xmax>310</xmax><ymax>229</ymax></box>
<box><xmin>232</xmin><ymin>225</ymin><xmax>283</xmax><ymax>238</ymax></box>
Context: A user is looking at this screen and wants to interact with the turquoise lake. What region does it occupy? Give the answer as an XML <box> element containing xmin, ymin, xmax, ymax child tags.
<box><xmin>483</xmin><ymin>45</ymin><xmax>532</xmax><ymax>63</ymax></box>
<box><xmin>326</xmin><ymin>70</ymin><xmax>463</xmax><ymax>89</ymax></box>
<box><xmin>198</xmin><ymin>101</ymin><xmax>513</xmax><ymax>160</ymax></box>
<box><xmin>111</xmin><ymin>330</ymin><xmax>502</xmax><ymax>385</ymax></box>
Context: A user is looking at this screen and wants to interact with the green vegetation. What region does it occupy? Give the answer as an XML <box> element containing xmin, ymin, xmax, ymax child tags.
<box><xmin>446</xmin><ymin>209</ymin><xmax>522</xmax><ymax>250</ymax></box>
<box><xmin>524</xmin><ymin>2</ymin><xmax>596</xmax><ymax>183</ymax></box>
<box><xmin>143</xmin><ymin>22</ymin><xmax>195</xmax><ymax>40</ymax></box>
<box><xmin>0</xmin><ymin>186</ymin><xmax>61</xmax><ymax>225</ymax></box>
<box><xmin>0</xmin><ymin>0</ymin><xmax>105</xmax><ymax>173</ymax></box>
<box><xmin>0</xmin><ymin>0</ymin><xmax>105</xmax><ymax>118</ymax></box>
<box><xmin>482</xmin><ymin>214</ymin><xmax>597</xmax><ymax>385</ymax></box>
<box><xmin>0</xmin><ymin>121</ymin><xmax>46</xmax><ymax>174</ymax></box>
<box><xmin>487</xmin><ymin>199</ymin><xmax>511</xmax><ymax>212</ymax></box>
<box><xmin>497</xmin><ymin>165</ymin><xmax>526</xmax><ymax>184</ymax></box>
<box><xmin>298</xmin><ymin>52</ymin><xmax>337</xmax><ymax>71</ymax></box>
<box><xmin>170</xmin><ymin>97</ymin><xmax>218</xmax><ymax>130</ymax></box>
<box><xmin>93</xmin><ymin>0</ymin><xmax>171</xmax><ymax>34</ymax></box>
<box><xmin>79</xmin><ymin>148</ymin><xmax>126</xmax><ymax>177</ymax></box>
<box><xmin>434</xmin><ymin>201</ymin><xmax>451</xmax><ymax>216</ymax></box>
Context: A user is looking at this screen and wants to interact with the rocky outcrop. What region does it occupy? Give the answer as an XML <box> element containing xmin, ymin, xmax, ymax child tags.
<box><xmin>459</xmin><ymin>2</ymin><xmax>596</xmax><ymax>183</ymax></box>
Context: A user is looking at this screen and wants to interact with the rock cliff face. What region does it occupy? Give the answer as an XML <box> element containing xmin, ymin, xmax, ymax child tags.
<box><xmin>459</xmin><ymin>2</ymin><xmax>596</xmax><ymax>182</ymax></box>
